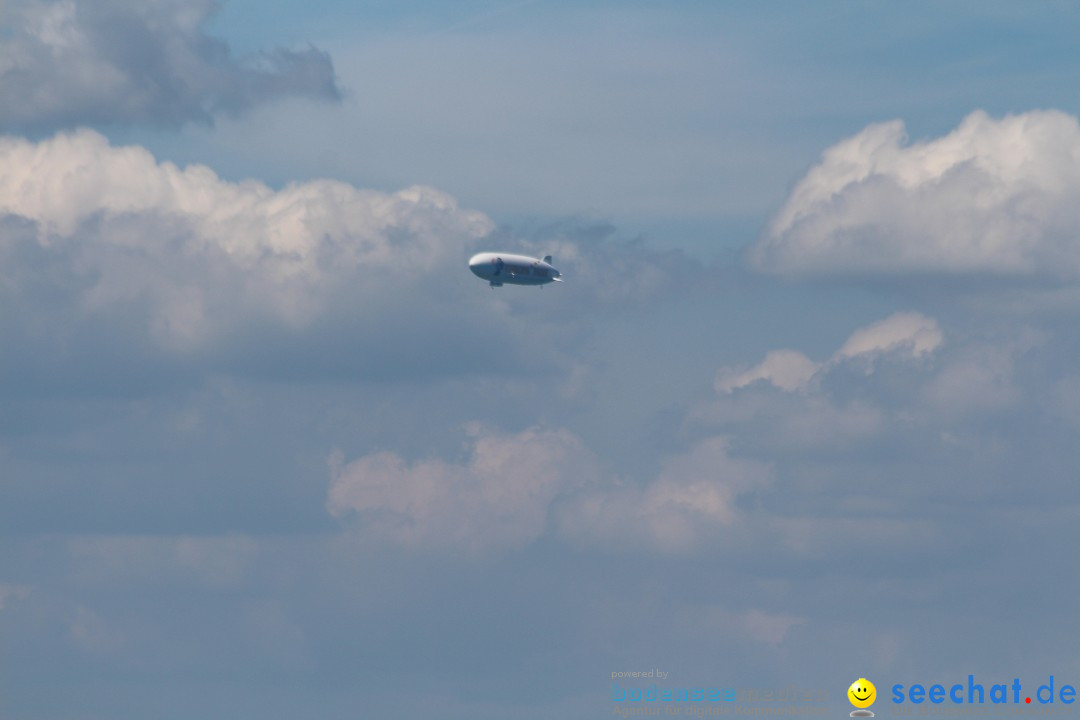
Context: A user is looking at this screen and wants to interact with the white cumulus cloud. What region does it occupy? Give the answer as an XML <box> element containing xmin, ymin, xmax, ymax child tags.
<box><xmin>327</xmin><ymin>426</ymin><xmax>594</xmax><ymax>553</ymax></box>
<box><xmin>834</xmin><ymin>312</ymin><xmax>943</xmax><ymax>361</ymax></box>
<box><xmin>716</xmin><ymin>312</ymin><xmax>942</xmax><ymax>394</ymax></box>
<box><xmin>749</xmin><ymin>110</ymin><xmax>1080</xmax><ymax>278</ymax></box>
<box><xmin>715</xmin><ymin>349</ymin><xmax>819</xmax><ymax>394</ymax></box>
<box><xmin>0</xmin><ymin>129</ymin><xmax>498</xmax><ymax>381</ymax></box>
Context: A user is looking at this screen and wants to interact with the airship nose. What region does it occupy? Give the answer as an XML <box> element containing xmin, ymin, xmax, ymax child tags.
<box><xmin>468</xmin><ymin>254</ymin><xmax>486</xmax><ymax>277</ymax></box>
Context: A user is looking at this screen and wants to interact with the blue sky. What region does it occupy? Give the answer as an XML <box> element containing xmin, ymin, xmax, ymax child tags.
<box><xmin>3</xmin><ymin>2</ymin><xmax>1080</xmax><ymax>718</ymax></box>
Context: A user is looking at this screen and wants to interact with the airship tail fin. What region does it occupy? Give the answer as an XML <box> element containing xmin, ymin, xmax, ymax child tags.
<box><xmin>542</xmin><ymin>255</ymin><xmax>552</xmax><ymax>264</ymax></box>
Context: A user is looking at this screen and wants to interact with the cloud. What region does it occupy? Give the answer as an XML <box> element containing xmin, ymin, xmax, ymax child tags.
<box><xmin>0</xmin><ymin>131</ymin><xmax>691</xmax><ymax>393</ymax></box>
<box><xmin>921</xmin><ymin>342</ymin><xmax>1019</xmax><ymax>417</ymax></box>
<box><xmin>559</xmin><ymin>436</ymin><xmax>772</xmax><ymax>552</ymax></box>
<box><xmin>701</xmin><ymin>311</ymin><xmax>951</xmax><ymax>459</ymax></box>
<box><xmin>715</xmin><ymin>350</ymin><xmax>818</xmax><ymax>394</ymax></box>
<box><xmin>0</xmin><ymin>129</ymin><xmax>508</xmax><ymax>387</ymax></box>
<box><xmin>834</xmin><ymin>311</ymin><xmax>943</xmax><ymax>360</ymax></box>
<box><xmin>327</xmin><ymin>425</ymin><xmax>594</xmax><ymax>553</ymax></box>
<box><xmin>748</xmin><ymin>109</ymin><xmax>1080</xmax><ymax>278</ymax></box>
<box><xmin>328</xmin><ymin>427</ymin><xmax>771</xmax><ymax>554</ymax></box>
<box><xmin>0</xmin><ymin>0</ymin><xmax>341</xmax><ymax>131</ymax></box>
<box><xmin>0</xmin><ymin>130</ymin><xmax>492</xmax><ymax>340</ymax></box>
<box><xmin>715</xmin><ymin>311</ymin><xmax>941</xmax><ymax>394</ymax></box>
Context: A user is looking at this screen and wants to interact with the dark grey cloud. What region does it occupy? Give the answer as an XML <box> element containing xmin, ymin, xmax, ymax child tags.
<box><xmin>0</xmin><ymin>0</ymin><xmax>341</xmax><ymax>132</ymax></box>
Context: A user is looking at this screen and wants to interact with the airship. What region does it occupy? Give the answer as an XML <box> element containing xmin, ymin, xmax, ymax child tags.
<box><xmin>468</xmin><ymin>252</ymin><xmax>562</xmax><ymax>288</ymax></box>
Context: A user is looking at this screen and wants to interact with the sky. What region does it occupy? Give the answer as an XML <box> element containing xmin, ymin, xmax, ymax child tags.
<box><xmin>4</xmin><ymin>1</ymin><xmax>1080</xmax><ymax>718</ymax></box>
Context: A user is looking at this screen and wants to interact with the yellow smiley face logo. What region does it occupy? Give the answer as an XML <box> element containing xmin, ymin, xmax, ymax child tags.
<box><xmin>848</xmin><ymin>678</ymin><xmax>876</xmax><ymax>709</ymax></box>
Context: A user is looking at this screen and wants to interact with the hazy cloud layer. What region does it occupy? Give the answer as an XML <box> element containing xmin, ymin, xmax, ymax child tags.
<box><xmin>0</xmin><ymin>0</ymin><xmax>341</xmax><ymax>131</ymax></box>
<box><xmin>69</xmin><ymin>535</ymin><xmax>260</xmax><ymax>589</ymax></box>
<box><xmin>0</xmin><ymin>584</ymin><xmax>32</xmax><ymax>612</ymax></box>
<box><xmin>750</xmin><ymin>110</ymin><xmax>1080</xmax><ymax>278</ymax></box>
